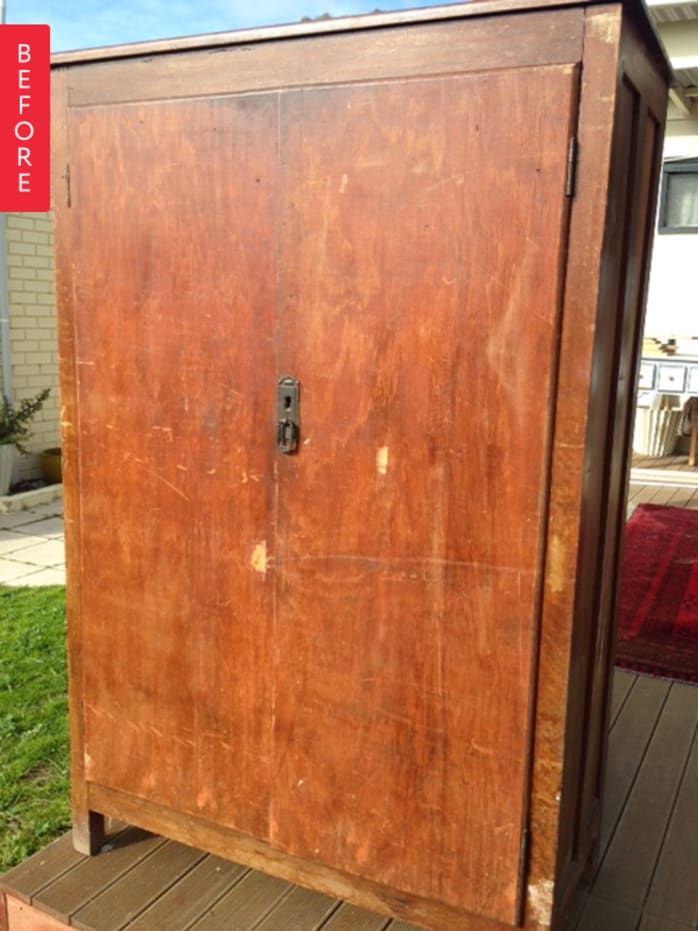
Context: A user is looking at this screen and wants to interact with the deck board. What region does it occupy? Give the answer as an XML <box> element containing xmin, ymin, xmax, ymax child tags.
<box><xmin>591</xmin><ymin>684</ymin><xmax>698</xmax><ymax>909</ymax></box>
<box><xmin>187</xmin><ymin>871</ymin><xmax>292</xmax><ymax>930</ymax></box>
<box><xmin>575</xmin><ymin>894</ymin><xmax>641</xmax><ymax>931</ymax></box>
<box><xmin>125</xmin><ymin>856</ymin><xmax>248</xmax><ymax>931</ymax></box>
<box><xmin>643</xmin><ymin>725</ymin><xmax>698</xmax><ymax>928</ymax></box>
<box><xmin>253</xmin><ymin>885</ymin><xmax>339</xmax><ymax>930</ymax></box>
<box><xmin>639</xmin><ymin>916</ymin><xmax>697</xmax><ymax>931</ymax></box>
<box><xmin>0</xmin><ymin>834</ymin><xmax>90</xmax><ymax>906</ymax></box>
<box><xmin>71</xmin><ymin>840</ymin><xmax>205</xmax><ymax>931</ymax></box>
<box><xmin>631</xmin><ymin>454</ymin><xmax>697</xmax><ymax>473</ymax></box>
<box><xmin>609</xmin><ymin>670</ymin><xmax>636</xmax><ymax>726</ymax></box>
<box><xmin>36</xmin><ymin>829</ymin><xmax>164</xmax><ymax>923</ymax></box>
<box><xmin>597</xmin><ymin>676</ymin><xmax>670</xmax><ymax>856</ymax></box>
<box><xmin>320</xmin><ymin>904</ymin><xmax>390</xmax><ymax>929</ymax></box>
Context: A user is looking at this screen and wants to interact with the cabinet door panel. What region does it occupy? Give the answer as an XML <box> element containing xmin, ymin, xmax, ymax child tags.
<box><xmin>272</xmin><ymin>67</ymin><xmax>579</xmax><ymax>923</ymax></box>
<box><xmin>68</xmin><ymin>96</ymin><xmax>278</xmax><ymax>839</ymax></box>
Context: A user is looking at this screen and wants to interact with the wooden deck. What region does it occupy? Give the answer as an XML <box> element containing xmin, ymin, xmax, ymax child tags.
<box><xmin>631</xmin><ymin>453</ymin><xmax>697</xmax><ymax>473</ymax></box>
<box><xmin>1</xmin><ymin>483</ymin><xmax>696</xmax><ymax>931</ymax></box>
<box><xmin>627</xmin><ymin>480</ymin><xmax>698</xmax><ymax>514</ymax></box>
<box><xmin>630</xmin><ymin>454</ymin><xmax>698</xmax><ymax>489</ymax></box>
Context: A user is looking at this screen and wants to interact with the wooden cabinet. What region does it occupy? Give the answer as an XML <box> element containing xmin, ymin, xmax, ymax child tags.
<box><xmin>50</xmin><ymin>2</ymin><xmax>669</xmax><ymax>928</ymax></box>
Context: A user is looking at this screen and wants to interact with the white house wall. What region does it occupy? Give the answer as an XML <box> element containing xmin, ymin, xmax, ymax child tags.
<box><xmin>644</xmin><ymin>118</ymin><xmax>698</xmax><ymax>337</ymax></box>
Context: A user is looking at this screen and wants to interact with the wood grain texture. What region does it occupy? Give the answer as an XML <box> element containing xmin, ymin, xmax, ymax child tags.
<box><xmin>37</xmin><ymin>828</ymin><xmax>162</xmax><ymax>923</ymax></box>
<box><xmin>527</xmin><ymin>5</ymin><xmax>667</xmax><ymax>925</ymax></box>
<box><xmin>560</xmin><ymin>67</ymin><xmax>641</xmax><ymax>871</ymax></box>
<box><xmin>125</xmin><ymin>856</ymin><xmax>249</xmax><ymax>931</ymax></box>
<box><xmin>522</xmin><ymin>9</ymin><xmax>623</xmax><ymax>927</ymax></box>
<box><xmin>51</xmin><ymin>2</ymin><xmax>670</xmax><ymax>929</ymax></box>
<box><xmin>273</xmin><ymin>65</ymin><xmax>578</xmax><ymax>924</ymax></box>
<box><xmin>608</xmin><ymin>672</ymin><xmax>635</xmax><ymax>726</ymax></box>
<box><xmin>2</xmin><ymin>673</ymin><xmax>693</xmax><ymax>931</ymax></box>
<box><xmin>576</xmin><ymin>18</ymin><xmax>668</xmax><ymax>873</ymax></box>
<box><xmin>575</xmin><ymin>896</ymin><xmax>640</xmax><ymax>931</ymax></box>
<box><xmin>188</xmin><ymin>871</ymin><xmax>292</xmax><ymax>930</ymax></box>
<box><xmin>576</xmin><ymin>83</ymin><xmax>663</xmax><ymax>858</ymax></box>
<box><xmin>67</xmin><ymin>96</ymin><xmax>278</xmax><ymax>841</ymax></box>
<box><xmin>72</xmin><ymin>841</ymin><xmax>205</xmax><ymax>931</ymax></box>
<box><xmin>323</xmin><ymin>903</ymin><xmax>390</xmax><ymax>930</ymax></box>
<box><xmin>0</xmin><ymin>834</ymin><xmax>87</xmax><ymax>905</ymax></box>
<box><xmin>86</xmin><ymin>782</ymin><xmax>515</xmax><ymax>931</ymax></box>
<box><xmin>639</xmin><ymin>917</ymin><xmax>697</xmax><ymax>931</ymax></box>
<box><xmin>253</xmin><ymin>885</ymin><xmax>338</xmax><ymax>930</ymax></box>
<box><xmin>63</xmin><ymin>11</ymin><xmax>583</xmax><ymax>108</ymax></box>
<box><xmin>596</xmin><ymin>676</ymin><xmax>671</xmax><ymax>858</ymax></box>
<box><xmin>49</xmin><ymin>67</ymin><xmax>102</xmax><ymax>857</ymax></box>
<box><xmin>643</xmin><ymin>712</ymin><xmax>698</xmax><ymax>927</ymax></box>
<box><xmin>50</xmin><ymin>0</ymin><xmax>597</xmax><ymax>66</ymax></box>
<box><xmin>591</xmin><ymin>685</ymin><xmax>697</xmax><ymax>909</ymax></box>
<box><xmin>4</xmin><ymin>897</ymin><xmax>68</xmax><ymax>931</ymax></box>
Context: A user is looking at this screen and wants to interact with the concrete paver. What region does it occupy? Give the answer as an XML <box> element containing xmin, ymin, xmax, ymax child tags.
<box><xmin>0</xmin><ymin>509</ymin><xmax>52</xmax><ymax>529</ymax></box>
<box><xmin>13</xmin><ymin>517</ymin><xmax>65</xmax><ymax>538</ymax></box>
<box><xmin>0</xmin><ymin>531</ymin><xmax>47</xmax><ymax>556</ymax></box>
<box><xmin>0</xmin><ymin>560</ymin><xmax>46</xmax><ymax>584</ymax></box>
<box><xmin>0</xmin><ymin>500</ymin><xmax>65</xmax><ymax>587</ymax></box>
<box><xmin>5</xmin><ymin>539</ymin><xmax>66</xmax><ymax>567</ymax></box>
<box><xmin>14</xmin><ymin>568</ymin><xmax>67</xmax><ymax>587</ymax></box>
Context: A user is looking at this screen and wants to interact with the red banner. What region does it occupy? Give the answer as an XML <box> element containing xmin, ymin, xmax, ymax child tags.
<box><xmin>0</xmin><ymin>25</ymin><xmax>50</xmax><ymax>212</ymax></box>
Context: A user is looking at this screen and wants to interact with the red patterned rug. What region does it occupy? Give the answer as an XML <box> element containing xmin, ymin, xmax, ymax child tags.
<box><xmin>615</xmin><ymin>503</ymin><xmax>698</xmax><ymax>684</ymax></box>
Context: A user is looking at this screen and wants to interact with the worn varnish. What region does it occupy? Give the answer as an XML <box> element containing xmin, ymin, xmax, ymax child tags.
<box><xmin>50</xmin><ymin>2</ymin><xmax>670</xmax><ymax>930</ymax></box>
<box><xmin>272</xmin><ymin>67</ymin><xmax>578</xmax><ymax>919</ymax></box>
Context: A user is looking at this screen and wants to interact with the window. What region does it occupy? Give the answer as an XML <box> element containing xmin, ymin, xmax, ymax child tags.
<box><xmin>658</xmin><ymin>159</ymin><xmax>698</xmax><ymax>234</ymax></box>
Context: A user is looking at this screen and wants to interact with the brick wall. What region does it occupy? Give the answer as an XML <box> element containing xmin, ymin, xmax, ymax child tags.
<box><xmin>3</xmin><ymin>212</ymin><xmax>60</xmax><ymax>482</ymax></box>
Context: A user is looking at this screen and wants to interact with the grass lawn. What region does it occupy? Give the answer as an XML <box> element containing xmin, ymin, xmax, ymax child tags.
<box><xmin>0</xmin><ymin>585</ymin><xmax>70</xmax><ymax>872</ymax></box>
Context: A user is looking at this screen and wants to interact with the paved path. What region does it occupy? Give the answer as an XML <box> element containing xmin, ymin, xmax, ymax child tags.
<box><xmin>0</xmin><ymin>499</ymin><xmax>65</xmax><ymax>586</ymax></box>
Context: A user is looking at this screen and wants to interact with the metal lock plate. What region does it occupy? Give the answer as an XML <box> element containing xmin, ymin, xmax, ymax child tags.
<box><xmin>277</xmin><ymin>376</ymin><xmax>300</xmax><ymax>454</ymax></box>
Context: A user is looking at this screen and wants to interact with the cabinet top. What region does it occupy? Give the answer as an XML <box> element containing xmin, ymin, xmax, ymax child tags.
<box><xmin>51</xmin><ymin>0</ymin><xmax>665</xmax><ymax>69</ymax></box>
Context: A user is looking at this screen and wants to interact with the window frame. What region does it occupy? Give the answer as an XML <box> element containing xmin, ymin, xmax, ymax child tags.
<box><xmin>658</xmin><ymin>158</ymin><xmax>698</xmax><ymax>235</ymax></box>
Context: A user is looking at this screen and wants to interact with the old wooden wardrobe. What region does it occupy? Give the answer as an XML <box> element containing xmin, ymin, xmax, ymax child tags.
<box><xmin>51</xmin><ymin>1</ymin><xmax>670</xmax><ymax>928</ymax></box>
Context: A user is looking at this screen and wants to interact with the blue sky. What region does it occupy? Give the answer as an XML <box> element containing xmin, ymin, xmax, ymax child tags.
<box><xmin>7</xmin><ymin>0</ymin><xmax>450</xmax><ymax>52</ymax></box>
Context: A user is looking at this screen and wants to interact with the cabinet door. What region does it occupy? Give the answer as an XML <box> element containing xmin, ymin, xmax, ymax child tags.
<box><xmin>68</xmin><ymin>96</ymin><xmax>278</xmax><ymax>840</ymax></box>
<box><xmin>272</xmin><ymin>66</ymin><xmax>579</xmax><ymax>924</ymax></box>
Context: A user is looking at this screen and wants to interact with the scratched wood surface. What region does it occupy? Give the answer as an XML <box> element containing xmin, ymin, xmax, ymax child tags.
<box><xmin>553</xmin><ymin>16</ymin><xmax>667</xmax><ymax>888</ymax></box>
<box><xmin>273</xmin><ymin>66</ymin><xmax>578</xmax><ymax>923</ymax></box>
<box><xmin>67</xmin><ymin>95</ymin><xmax>279</xmax><ymax>840</ymax></box>
<box><xmin>61</xmin><ymin>62</ymin><xmax>579</xmax><ymax>926</ymax></box>
<box><xmin>2</xmin><ymin>665</ymin><xmax>697</xmax><ymax>931</ymax></box>
<box><xmin>50</xmin><ymin>1</ymin><xmax>670</xmax><ymax>929</ymax></box>
<box><xmin>524</xmin><ymin>9</ymin><xmax>669</xmax><ymax>923</ymax></box>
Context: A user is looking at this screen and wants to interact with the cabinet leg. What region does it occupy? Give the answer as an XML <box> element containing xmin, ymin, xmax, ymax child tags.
<box><xmin>72</xmin><ymin>810</ymin><xmax>106</xmax><ymax>856</ymax></box>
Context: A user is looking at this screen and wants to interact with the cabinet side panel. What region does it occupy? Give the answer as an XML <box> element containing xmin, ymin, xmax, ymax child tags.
<box><xmin>573</xmin><ymin>19</ymin><xmax>668</xmax><ymax>871</ymax></box>
<box><xmin>524</xmin><ymin>8</ymin><xmax>626</xmax><ymax>928</ymax></box>
<box><xmin>555</xmin><ymin>73</ymin><xmax>642</xmax><ymax>875</ymax></box>
<box><xmin>549</xmin><ymin>7</ymin><xmax>668</xmax><ymax>920</ymax></box>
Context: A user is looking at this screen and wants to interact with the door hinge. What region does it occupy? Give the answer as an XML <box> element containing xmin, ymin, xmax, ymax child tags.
<box><xmin>565</xmin><ymin>137</ymin><xmax>578</xmax><ymax>199</ymax></box>
<box><xmin>64</xmin><ymin>163</ymin><xmax>72</xmax><ymax>208</ymax></box>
